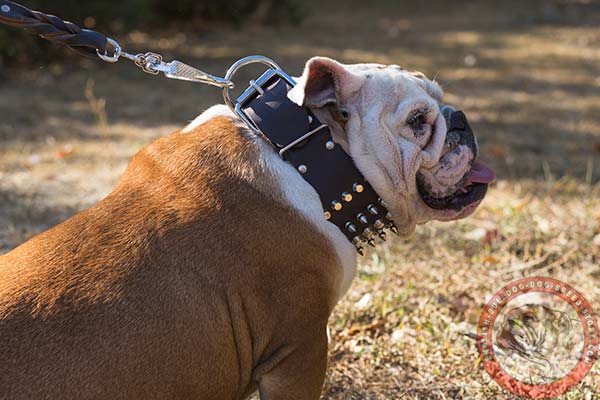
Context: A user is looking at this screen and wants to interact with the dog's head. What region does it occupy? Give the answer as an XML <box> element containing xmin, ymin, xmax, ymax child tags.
<box><xmin>289</xmin><ymin>57</ymin><xmax>494</xmax><ymax>234</ymax></box>
<box><xmin>497</xmin><ymin>304</ymin><xmax>575</xmax><ymax>359</ymax></box>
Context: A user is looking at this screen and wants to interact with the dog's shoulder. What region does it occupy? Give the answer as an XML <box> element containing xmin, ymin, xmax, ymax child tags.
<box><xmin>121</xmin><ymin>106</ymin><xmax>253</xmax><ymax>193</ymax></box>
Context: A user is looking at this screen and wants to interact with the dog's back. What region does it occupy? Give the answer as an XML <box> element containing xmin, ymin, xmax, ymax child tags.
<box><xmin>0</xmin><ymin>117</ymin><xmax>338</xmax><ymax>399</ymax></box>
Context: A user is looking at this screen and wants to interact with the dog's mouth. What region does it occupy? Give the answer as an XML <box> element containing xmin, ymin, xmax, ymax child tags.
<box><xmin>418</xmin><ymin>160</ymin><xmax>495</xmax><ymax>211</ymax></box>
<box><xmin>416</xmin><ymin>107</ymin><xmax>495</xmax><ymax>212</ymax></box>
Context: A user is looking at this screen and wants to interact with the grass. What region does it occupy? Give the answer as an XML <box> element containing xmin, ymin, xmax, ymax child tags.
<box><xmin>323</xmin><ymin>179</ymin><xmax>600</xmax><ymax>399</ymax></box>
<box><xmin>1</xmin><ymin>0</ymin><xmax>600</xmax><ymax>398</ymax></box>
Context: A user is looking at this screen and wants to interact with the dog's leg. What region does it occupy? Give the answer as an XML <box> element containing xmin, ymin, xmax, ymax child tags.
<box><xmin>255</xmin><ymin>333</ymin><xmax>328</xmax><ymax>400</ymax></box>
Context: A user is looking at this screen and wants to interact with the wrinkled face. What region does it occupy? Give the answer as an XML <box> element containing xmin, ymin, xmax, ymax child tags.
<box><xmin>497</xmin><ymin>305</ymin><xmax>573</xmax><ymax>357</ymax></box>
<box><xmin>288</xmin><ymin>57</ymin><xmax>494</xmax><ymax>234</ymax></box>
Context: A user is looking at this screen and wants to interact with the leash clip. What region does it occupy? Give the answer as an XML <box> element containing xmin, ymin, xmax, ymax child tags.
<box><xmin>96</xmin><ymin>37</ymin><xmax>233</xmax><ymax>88</ymax></box>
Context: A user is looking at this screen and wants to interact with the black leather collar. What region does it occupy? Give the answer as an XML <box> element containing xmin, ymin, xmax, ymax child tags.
<box><xmin>236</xmin><ymin>71</ymin><xmax>395</xmax><ymax>254</ymax></box>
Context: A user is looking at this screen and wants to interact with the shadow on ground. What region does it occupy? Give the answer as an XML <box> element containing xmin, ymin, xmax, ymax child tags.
<box><xmin>0</xmin><ymin>188</ymin><xmax>77</xmax><ymax>252</ymax></box>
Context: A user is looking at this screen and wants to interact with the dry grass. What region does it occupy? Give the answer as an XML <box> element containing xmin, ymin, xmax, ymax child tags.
<box><xmin>1</xmin><ymin>0</ymin><xmax>600</xmax><ymax>398</ymax></box>
<box><xmin>323</xmin><ymin>179</ymin><xmax>600</xmax><ymax>399</ymax></box>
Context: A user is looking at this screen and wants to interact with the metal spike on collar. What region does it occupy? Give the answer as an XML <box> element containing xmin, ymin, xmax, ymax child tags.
<box><xmin>357</xmin><ymin>213</ymin><xmax>368</xmax><ymax>225</ymax></box>
<box><xmin>351</xmin><ymin>235</ymin><xmax>365</xmax><ymax>255</ymax></box>
<box><xmin>345</xmin><ymin>222</ymin><xmax>357</xmax><ymax>234</ymax></box>
<box><xmin>352</xmin><ymin>224</ymin><xmax>394</xmax><ymax>254</ymax></box>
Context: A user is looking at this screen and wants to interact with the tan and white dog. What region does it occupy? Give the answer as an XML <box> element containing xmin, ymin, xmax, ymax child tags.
<box><xmin>0</xmin><ymin>57</ymin><xmax>493</xmax><ymax>399</ymax></box>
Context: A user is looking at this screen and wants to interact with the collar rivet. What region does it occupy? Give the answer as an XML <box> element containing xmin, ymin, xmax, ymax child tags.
<box><xmin>324</xmin><ymin>211</ymin><xmax>331</xmax><ymax>220</ymax></box>
<box><xmin>331</xmin><ymin>200</ymin><xmax>342</xmax><ymax>211</ymax></box>
<box><xmin>353</xmin><ymin>183</ymin><xmax>364</xmax><ymax>193</ymax></box>
<box><xmin>297</xmin><ymin>164</ymin><xmax>307</xmax><ymax>174</ymax></box>
<box><xmin>325</xmin><ymin>140</ymin><xmax>335</xmax><ymax>150</ymax></box>
<box><xmin>342</xmin><ymin>192</ymin><xmax>353</xmax><ymax>202</ymax></box>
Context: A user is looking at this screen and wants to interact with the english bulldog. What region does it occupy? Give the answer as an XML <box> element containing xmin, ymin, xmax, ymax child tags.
<box><xmin>0</xmin><ymin>57</ymin><xmax>494</xmax><ymax>399</ymax></box>
<box><xmin>495</xmin><ymin>304</ymin><xmax>581</xmax><ymax>383</ymax></box>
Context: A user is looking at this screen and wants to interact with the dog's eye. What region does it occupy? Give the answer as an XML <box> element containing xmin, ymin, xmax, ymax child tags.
<box><xmin>407</xmin><ymin>109</ymin><xmax>429</xmax><ymax>132</ymax></box>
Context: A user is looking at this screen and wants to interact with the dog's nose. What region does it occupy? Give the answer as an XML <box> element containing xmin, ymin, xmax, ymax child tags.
<box><xmin>439</xmin><ymin>104</ymin><xmax>478</xmax><ymax>158</ymax></box>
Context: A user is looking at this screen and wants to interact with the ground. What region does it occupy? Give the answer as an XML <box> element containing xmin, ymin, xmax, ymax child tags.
<box><xmin>1</xmin><ymin>0</ymin><xmax>600</xmax><ymax>399</ymax></box>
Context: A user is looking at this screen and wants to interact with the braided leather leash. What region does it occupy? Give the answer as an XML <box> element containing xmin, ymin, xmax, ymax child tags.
<box><xmin>0</xmin><ymin>0</ymin><xmax>107</xmax><ymax>58</ymax></box>
<box><xmin>0</xmin><ymin>0</ymin><xmax>234</xmax><ymax>88</ymax></box>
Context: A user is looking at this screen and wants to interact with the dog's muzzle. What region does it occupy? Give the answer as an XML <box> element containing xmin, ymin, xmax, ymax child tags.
<box><xmin>440</xmin><ymin>105</ymin><xmax>478</xmax><ymax>158</ymax></box>
<box><xmin>417</xmin><ymin>105</ymin><xmax>495</xmax><ymax>211</ymax></box>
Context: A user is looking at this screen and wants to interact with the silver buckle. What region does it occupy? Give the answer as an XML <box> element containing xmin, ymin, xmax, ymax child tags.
<box><xmin>222</xmin><ymin>56</ymin><xmax>327</xmax><ymax>158</ymax></box>
<box><xmin>222</xmin><ymin>56</ymin><xmax>296</xmax><ymax>133</ymax></box>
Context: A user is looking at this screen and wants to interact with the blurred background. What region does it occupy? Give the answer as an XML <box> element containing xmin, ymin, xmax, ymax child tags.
<box><xmin>1</xmin><ymin>0</ymin><xmax>600</xmax><ymax>398</ymax></box>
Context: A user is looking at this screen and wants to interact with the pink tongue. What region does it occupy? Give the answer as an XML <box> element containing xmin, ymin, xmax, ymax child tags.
<box><xmin>466</xmin><ymin>161</ymin><xmax>496</xmax><ymax>184</ymax></box>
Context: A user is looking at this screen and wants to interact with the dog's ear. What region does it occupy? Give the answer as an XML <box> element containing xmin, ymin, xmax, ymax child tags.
<box><xmin>551</xmin><ymin>309</ymin><xmax>573</xmax><ymax>332</ymax></box>
<box><xmin>288</xmin><ymin>57</ymin><xmax>365</xmax><ymax>118</ymax></box>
